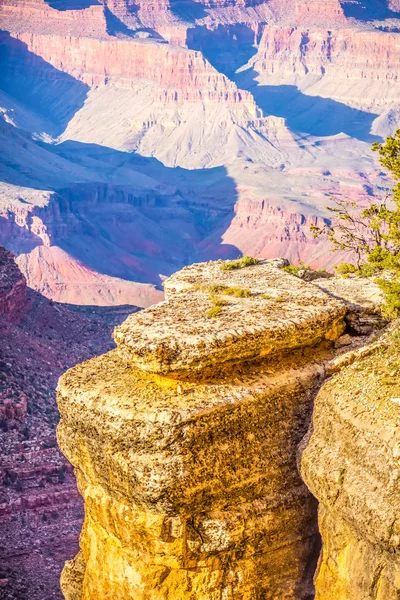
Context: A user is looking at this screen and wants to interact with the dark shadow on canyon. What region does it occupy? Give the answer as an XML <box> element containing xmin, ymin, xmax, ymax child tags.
<box><xmin>169</xmin><ymin>0</ymin><xmax>209</xmax><ymax>22</ymax></box>
<box><xmin>104</xmin><ymin>8</ymin><xmax>165</xmax><ymax>41</ymax></box>
<box><xmin>0</xmin><ymin>31</ymin><xmax>89</xmax><ymax>136</ymax></box>
<box><xmin>237</xmin><ymin>70</ymin><xmax>380</xmax><ymax>143</ymax></box>
<box><xmin>104</xmin><ymin>6</ymin><xmax>137</xmax><ymax>37</ymax></box>
<box><xmin>341</xmin><ymin>0</ymin><xmax>400</xmax><ymax>20</ymax></box>
<box><xmin>0</xmin><ymin>136</ymin><xmax>241</xmax><ymax>287</ymax></box>
<box><xmin>0</xmin><ymin>217</ymin><xmax>44</xmax><ymax>256</ymax></box>
<box><xmin>0</xmin><ymin>31</ymin><xmax>240</xmax><ymax>287</ymax></box>
<box><xmin>45</xmin><ymin>0</ymin><xmax>100</xmax><ymax>9</ymax></box>
<box><xmin>186</xmin><ymin>24</ymin><xmax>258</xmax><ymax>79</ymax></box>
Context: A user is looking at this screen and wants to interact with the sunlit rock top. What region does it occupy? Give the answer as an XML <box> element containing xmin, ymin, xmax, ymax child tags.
<box><xmin>114</xmin><ymin>259</ymin><xmax>347</xmax><ymax>374</ymax></box>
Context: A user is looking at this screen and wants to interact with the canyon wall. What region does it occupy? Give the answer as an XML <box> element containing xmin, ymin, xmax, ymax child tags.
<box><xmin>57</xmin><ymin>259</ymin><xmax>348</xmax><ymax>599</ymax></box>
<box><xmin>294</xmin><ymin>0</ymin><xmax>346</xmax><ymax>25</ymax></box>
<box><xmin>252</xmin><ymin>26</ymin><xmax>400</xmax><ymax>84</ymax></box>
<box><xmin>0</xmin><ymin>246</ymin><xmax>27</xmax><ymax>316</ymax></box>
<box><xmin>1</xmin><ymin>0</ymin><xmax>400</xmax><ymax>302</ymax></box>
<box><xmin>0</xmin><ymin>0</ymin><xmax>110</xmax><ymax>38</ymax></box>
<box><xmin>11</xmin><ymin>32</ymin><xmax>255</xmax><ymax>106</ymax></box>
<box><xmin>0</xmin><ymin>183</ymin><xmax>172</xmax><ymax>307</ymax></box>
<box><xmin>0</xmin><ymin>245</ymin><xmax>139</xmax><ymax>600</ymax></box>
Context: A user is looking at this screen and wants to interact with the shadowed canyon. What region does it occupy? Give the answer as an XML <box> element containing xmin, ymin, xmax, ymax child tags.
<box><xmin>1</xmin><ymin>0</ymin><xmax>400</xmax><ymax>306</ymax></box>
<box><xmin>1</xmin><ymin>0</ymin><xmax>400</xmax><ymax>599</ymax></box>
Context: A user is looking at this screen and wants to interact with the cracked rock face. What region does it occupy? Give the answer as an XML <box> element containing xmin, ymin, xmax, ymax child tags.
<box><xmin>57</xmin><ymin>260</ymin><xmax>348</xmax><ymax>600</ymax></box>
<box><xmin>301</xmin><ymin>326</ymin><xmax>400</xmax><ymax>600</ymax></box>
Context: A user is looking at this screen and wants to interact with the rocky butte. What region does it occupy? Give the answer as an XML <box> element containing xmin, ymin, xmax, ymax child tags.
<box><xmin>56</xmin><ymin>258</ymin><xmax>397</xmax><ymax>599</ymax></box>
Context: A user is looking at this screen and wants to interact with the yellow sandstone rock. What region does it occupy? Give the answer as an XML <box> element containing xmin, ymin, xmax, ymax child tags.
<box><xmin>57</xmin><ymin>259</ymin><xmax>348</xmax><ymax>600</ymax></box>
<box><xmin>301</xmin><ymin>326</ymin><xmax>400</xmax><ymax>600</ymax></box>
<box><xmin>114</xmin><ymin>260</ymin><xmax>346</xmax><ymax>374</ymax></box>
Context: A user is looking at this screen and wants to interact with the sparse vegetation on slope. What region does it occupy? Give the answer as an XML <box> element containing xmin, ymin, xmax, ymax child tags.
<box><xmin>204</xmin><ymin>285</ymin><xmax>251</xmax><ymax>318</ymax></box>
<box><xmin>311</xmin><ymin>130</ymin><xmax>400</xmax><ymax>318</ymax></box>
<box><xmin>196</xmin><ymin>283</ymin><xmax>252</xmax><ymax>297</ymax></box>
<box><xmin>220</xmin><ymin>256</ymin><xmax>260</xmax><ymax>271</ymax></box>
<box><xmin>281</xmin><ymin>262</ymin><xmax>331</xmax><ymax>280</ymax></box>
<box><xmin>282</xmin><ymin>263</ymin><xmax>309</xmax><ymax>276</ymax></box>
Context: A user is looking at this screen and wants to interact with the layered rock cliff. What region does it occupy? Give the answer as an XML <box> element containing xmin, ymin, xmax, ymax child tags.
<box><xmin>1</xmin><ymin>0</ymin><xmax>400</xmax><ymax>304</ymax></box>
<box><xmin>247</xmin><ymin>25</ymin><xmax>400</xmax><ymax>107</ymax></box>
<box><xmin>57</xmin><ymin>259</ymin><xmax>350</xmax><ymax>599</ymax></box>
<box><xmin>57</xmin><ymin>258</ymin><xmax>398</xmax><ymax>599</ymax></box>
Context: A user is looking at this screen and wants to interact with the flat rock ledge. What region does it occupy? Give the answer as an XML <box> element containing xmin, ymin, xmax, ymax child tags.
<box><xmin>114</xmin><ymin>260</ymin><xmax>347</xmax><ymax>374</ymax></box>
<box><xmin>313</xmin><ymin>275</ymin><xmax>386</xmax><ymax>335</ymax></box>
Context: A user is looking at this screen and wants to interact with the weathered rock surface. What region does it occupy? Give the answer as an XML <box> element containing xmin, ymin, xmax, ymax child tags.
<box><xmin>301</xmin><ymin>325</ymin><xmax>400</xmax><ymax>599</ymax></box>
<box><xmin>57</xmin><ymin>259</ymin><xmax>349</xmax><ymax>600</ymax></box>
<box><xmin>314</xmin><ymin>275</ymin><xmax>386</xmax><ymax>335</ymax></box>
<box><xmin>0</xmin><ymin>245</ymin><xmax>27</xmax><ymax>317</ymax></box>
<box><xmin>115</xmin><ymin>259</ymin><xmax>346</xmax><ymax>373</ymax></box>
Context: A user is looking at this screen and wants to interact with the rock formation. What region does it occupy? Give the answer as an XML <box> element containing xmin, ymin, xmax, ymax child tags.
<box><xmin>57</xmin><ymin>259</ymin><xmax>350</xmax><ymax>599</ymax></box>
<box><xmin>1</xmin><ymin>0</ymin><xmax>400</xmax><ymax>303</ymax></box>
<box><xmin>57</xmin><ymin>258</ymin><xmax>398</xmax><ymax>600</ymax></box>
<box><xmin>0</xmin><ymin>245</ymin><xmax>139</xmax><ymax>600</ymax></box>
<box><xmin>301</xmin><ymin>325</ymin><xmax>400</xmax><ymax>599</ymax></box>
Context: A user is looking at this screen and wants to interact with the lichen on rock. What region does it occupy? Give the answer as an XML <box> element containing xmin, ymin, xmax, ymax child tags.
<box><xmin>114</xmin><ymin>260</ymin><xmax>347</xmax><ymax>374</ymax></box>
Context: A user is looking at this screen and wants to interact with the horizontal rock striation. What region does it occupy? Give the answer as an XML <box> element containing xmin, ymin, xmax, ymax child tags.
<box><xmin>13</xmin><ymin>32</ymin><xmax>255</xmax><ymax>106</ymax></box>
<box><xmin>57</xmin><ymin>259</ymin><xmax>349</xmax><ymax>600</ymax></box>
<box><xmin>0</xmin><ymin>0</ymin><xmax>109</xmax><ymax>38</ymax></box>
<box><xmin>1</xmin><ymin>2</ymin><xmax>256</xmax><ymax>107</ymax></box>
<box><xmin>301</xmin><ymin>326</ymin><xmax>400</xmax><ymax>599</ymax></box>
<box><xmin>294</xmin><ymin>0</ymin><xmax>346</xmax><ymax>25</ymax></box>
<box><xmin>251</xmin><ymin>25</ymin><xmax>400</xmax><ymax>91</ymax></box>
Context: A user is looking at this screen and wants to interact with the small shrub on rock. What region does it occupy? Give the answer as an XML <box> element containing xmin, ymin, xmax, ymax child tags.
<box><xmin>312</xmin><ymin>130</ymin><xmax>400</xmax><ymax>318</ymax></box>
<box><xmin>220</xmin><ymin>256</ymin><xmax>259</xmax><ymax>271</ymax></box>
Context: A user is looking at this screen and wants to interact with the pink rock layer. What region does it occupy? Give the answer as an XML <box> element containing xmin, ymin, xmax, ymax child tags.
<box><xmin>253</xmin><ymin>25</ymin><xmax>400</xmax><ymax>89</ymax></box>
